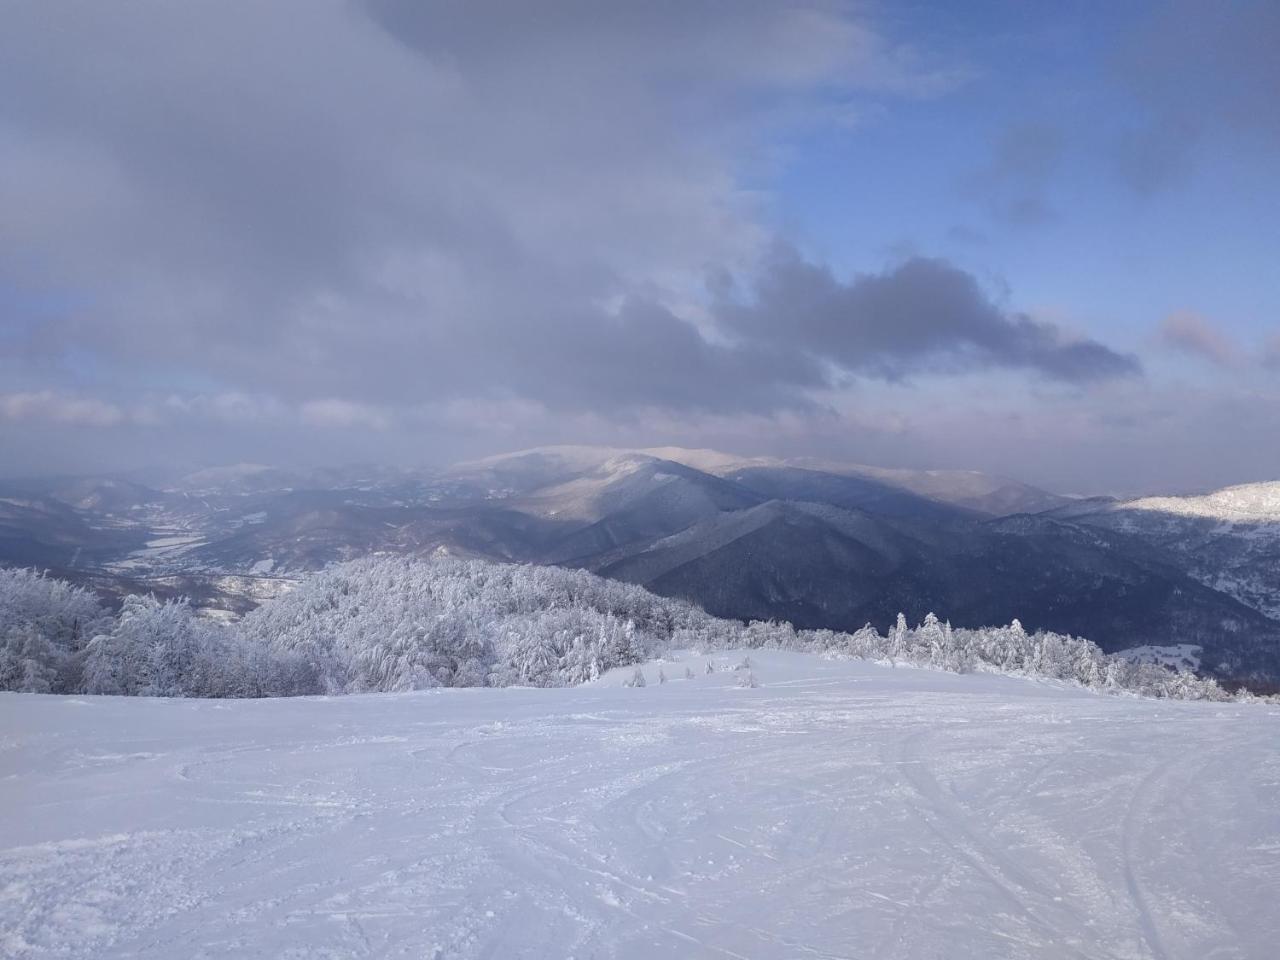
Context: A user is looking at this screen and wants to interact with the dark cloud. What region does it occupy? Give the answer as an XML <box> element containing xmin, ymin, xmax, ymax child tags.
<box><xmin>716</xmin><ymin>249</ymin><xmax>1140</xmax><ymax>383</ymax></box>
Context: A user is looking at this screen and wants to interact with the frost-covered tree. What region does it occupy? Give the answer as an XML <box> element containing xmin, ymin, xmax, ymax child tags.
<box><xmin>562</xmin><ymin>634</ymin><xmax>602</xmax><ymax>685</ymax></box>
<box><xmin>0</xmin><ymin>624</ymin><xmax>64</xmax><ymax>694</ymax></box>
<box><xmin>236</xmin><ymin>557</ymin><xmax>683</xmax><ymax>693</ymax></box>
<box><xmin>0</xmin><ymin>567</ymin><xmax>108</xmax><ymax>693</ymax></box>
<box><xmin>889</xmin><ymin>613</ymin><xmax>909</xmax><ymax>663</ymax></box>
<box><xmin>508</xmin><ymin>627</ymin><xmax>561</xmax><ymax>687</ymax></box>
<box><xmin>83</xmin><ymin>595</ymin><xmax>258</xmax><ymax>698</ymax></box>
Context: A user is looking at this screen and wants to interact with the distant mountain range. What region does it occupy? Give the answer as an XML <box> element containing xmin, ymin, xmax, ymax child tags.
<box><xmin>2</xmin><ymin>446</ymin><xmax>1278</xmax><ymax>685</ymax></box>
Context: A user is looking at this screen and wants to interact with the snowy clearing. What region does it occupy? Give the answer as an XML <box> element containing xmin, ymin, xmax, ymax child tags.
<box><xmin>2</xmin><ymin>651</ymin><xmax>1279</xmax><ymax>959</ymax></box>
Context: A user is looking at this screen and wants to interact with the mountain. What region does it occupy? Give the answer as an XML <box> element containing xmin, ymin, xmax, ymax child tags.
<box><xmin>596</xmin><ymin>499</ymin><xmax>1277</xmax><ymax>677</ymax></box>
<box><xmin>1045</xmin><ymin>482</ymin><xmax>1280</xmax><ymax>623</ymax></box>
<box><xmin>716</xmin><ymin>465</ymin><xmax>972</xmax><ymax>520</ymax></box>
<box><xmin>512</xmin><ymin>454</ymin><xmax>767</xmax><ymax>564</ymax></box>
<box><xmin>454</xmin><ymin>446</ymin><xmax>1072</xmax><ymax>518</ymax></box>
<box><xmin>1</xmin><ymin>446</ymin><xmax>1277</xmax><ymax>685</ymax></box>
<box><xmin>0</xmin><ymin>491</ymin><xmax>149</xmax><ymax>571</ymax></box>
<box><xmin>599</xmin><ymin>499</ymin><xmax>937</xmax><ymax>628</ymax></box>
<box><xmin>741</xmin><ymin>458</ymin><xmax>1071</xmax><ymax>516</ymax></box>
<box><xmin>1124</xmin><ymin>481</ymin><xmax>1280</xmax><ymax>523</ymax></box>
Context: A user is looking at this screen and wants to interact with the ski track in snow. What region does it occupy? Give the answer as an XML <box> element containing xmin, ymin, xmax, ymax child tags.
<box><xmin>2</xmin><ymin>651</ymin><xmax>1279</xmax><ymax>959</ymax></box>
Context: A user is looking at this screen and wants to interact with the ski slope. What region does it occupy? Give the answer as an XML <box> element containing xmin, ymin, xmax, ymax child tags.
<box><xmin>2</xmin><ymin>651</ymin><xmax>1278</xmax><ymax>959</ymax></box>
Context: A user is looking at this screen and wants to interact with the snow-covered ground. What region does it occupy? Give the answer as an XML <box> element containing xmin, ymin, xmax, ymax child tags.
<box><xmin>1125</xmin><ymin>481</ymin><xmax>1280</xmax><ymax>524</ymax></box>
<box><xmin>3</xmin><ymin>651</ymin><xmax>1279</xmax><ymax>959</ymax></box>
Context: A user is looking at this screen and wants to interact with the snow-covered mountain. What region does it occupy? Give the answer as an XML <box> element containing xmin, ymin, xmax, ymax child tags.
<box><xmin>455</xmin><ymin>445</ymin><xmax>1072</xmax><ymax>517</ymax></box>
<box><xmin>1048</xmin><ymin>482</ymin><xmax>1280</xmax><ymax>625</ymax></box>
<box><xmin>1125</xmin><ymin>481</ymin><xmax>1280</xmax><ymax>523</ymax></box>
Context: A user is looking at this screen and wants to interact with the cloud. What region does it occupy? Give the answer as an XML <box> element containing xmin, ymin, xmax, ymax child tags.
<box><xmin>0</xmin><ymin>392</ymin><xmax>124</xmax><ymax>427</ymax></box>
<box><xmin>1156</xmin><ymin>312</ymin><xmax>1242</xmax><ymax>367</ymax></box>
<box><xmin>0</xmin><ymin>1</ymin><xmax>1149</xmax><ymax>480</ymax></box>
<box><xmin>0</xmin><ymin>389</ymin><xmax>402</xmax><ymax>433</ymax></box>
<box><xmin>964</xmin><ymin>122</ymin><xmax>1064</xmax><ymax>226</ymax></box>
<box><xmin>0</xmin><ymin>0</ymin><xmax>972</xmax><ymax>424</ymax></box>
<box><xmin>715</xmin><ymin>249</ymin><xmax>1140</xmax><ymax>383</ymax></box>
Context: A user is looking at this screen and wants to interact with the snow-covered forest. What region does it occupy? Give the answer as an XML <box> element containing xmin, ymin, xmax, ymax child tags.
<box><xmin>0</xmin><ymin>559</ymin><xmax>1247</xmax><ymax>702</ymax></box>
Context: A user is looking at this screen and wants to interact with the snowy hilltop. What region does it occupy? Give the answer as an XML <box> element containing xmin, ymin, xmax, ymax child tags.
<box><xmin>1124</xmin><ymin>480</ymin><xmax>1280</xmax><ymax>523</ymax></box>
<box><xmin>0</xmin><ymin>558</ymin><xmax>1247</xmax><ymax>702</ymax></box>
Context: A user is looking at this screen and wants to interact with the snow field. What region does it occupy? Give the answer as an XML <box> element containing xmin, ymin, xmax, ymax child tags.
<box><xmin>2</xmin><ymin>650</ymin><xmax>1279</xmax><ymax>959</ymax></box>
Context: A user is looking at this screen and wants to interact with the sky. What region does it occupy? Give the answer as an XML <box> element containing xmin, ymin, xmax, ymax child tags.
<box><xmin>1</xmin><ymin>0</ymin><xmax>1277</xmax><ymax>495</ymax></box>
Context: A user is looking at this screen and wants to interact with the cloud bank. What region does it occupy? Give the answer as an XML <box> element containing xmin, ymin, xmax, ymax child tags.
<box><xmin>0</xmin><ymin>3</ymin><xmax>1124</xmax><ymax>421</ymax></box>
<box><xmin>3</xmin><ymin>0</ymin><xmax>1269</xmax><ymax>492</ymax></box>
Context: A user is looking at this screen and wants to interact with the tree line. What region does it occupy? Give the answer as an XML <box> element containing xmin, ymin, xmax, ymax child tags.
<box><xmin>0</xmin><ymin>558</ymin><xmax>1254</xmax><ymax>702</ymax></box>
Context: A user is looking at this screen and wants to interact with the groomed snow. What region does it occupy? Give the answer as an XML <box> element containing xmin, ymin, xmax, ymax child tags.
<box><xmin>3</xmin><ymin>651</ymin><xmax>1278</xmax><ymax>959</ymax></box>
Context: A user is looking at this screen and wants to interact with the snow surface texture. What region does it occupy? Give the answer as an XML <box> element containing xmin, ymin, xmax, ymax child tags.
<box><xmin>3</xmin><ymin>650</ymin><xmax>1278</xmax><ymax>959</ymax></box>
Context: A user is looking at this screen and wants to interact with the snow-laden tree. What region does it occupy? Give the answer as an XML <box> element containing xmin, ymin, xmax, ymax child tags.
<box><xmin>85</xmin><ymin>596</ymin><xmax>219</xmax><ymax>697</ymax></box>
<box><xmin>0</xmin><ymin>623</ymin><xmax>64</xmax><ymax>694</ymax></box>
<box><xmin>562</xmin><ymin>633</ymin><xmax>602</xmax><ymax>685</ymax></box>
<box><xmin>507</xmin><ymin>625</ymin><xmax>561</xmax><ymax>687</ymax></box>
<box><xmin>889</xmin><ymin>613</ymin><xmax>910</xmax><ymax>663</ymax></box>
<box><xmin>236</xmin><ymin>557</ymin><xmax>694</xmax><ymax>693</ymax></box>
<box><xmin>0</xmin><ymin>567</ymin><xmax>109</xmax><ymax>693</ymax></box>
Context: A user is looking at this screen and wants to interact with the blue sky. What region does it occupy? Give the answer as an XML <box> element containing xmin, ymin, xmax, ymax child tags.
<box><xmin>1</xmin><ymin>1</ymin><xmax>1276</xmax><ymax>493</ymax></box>
<box><xmin>771</xmin><ymin>1</ymin><xmax>1279</xmax><ymax>350</ymax></box>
